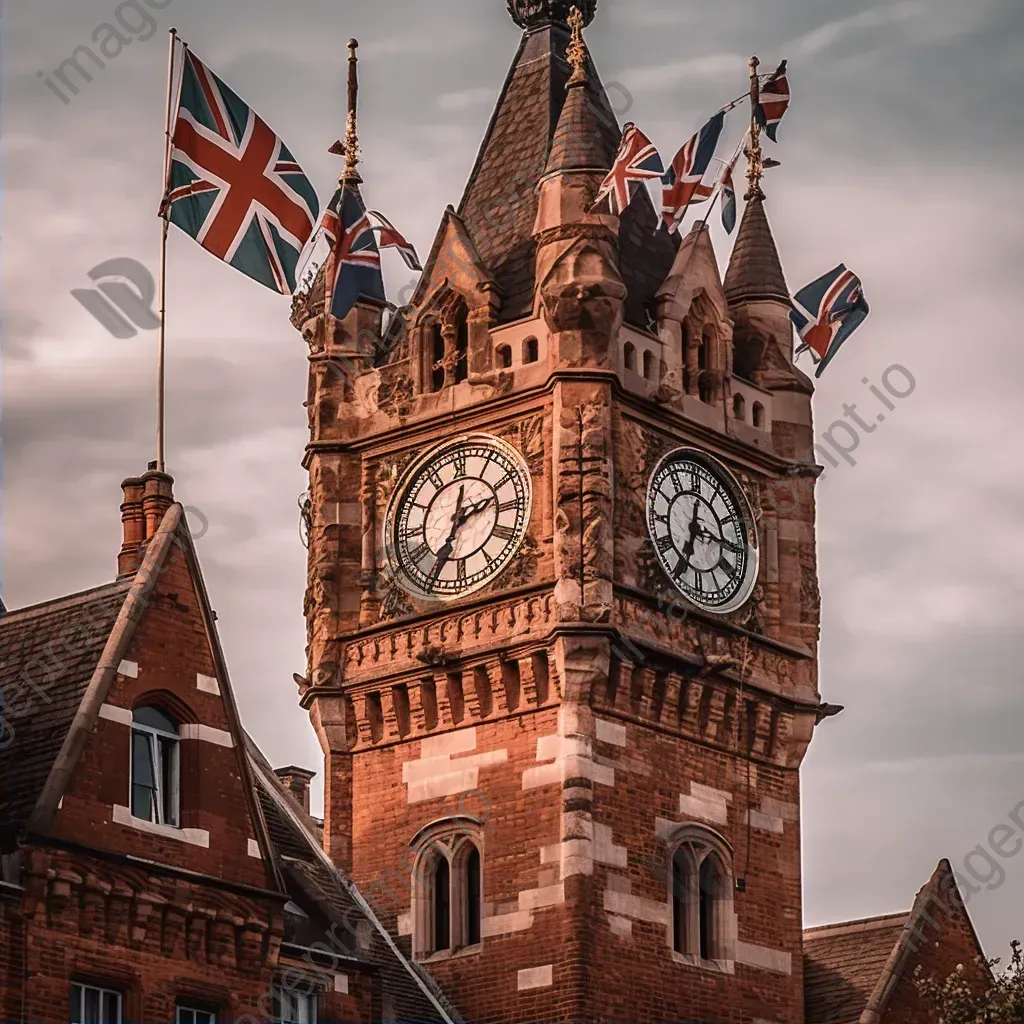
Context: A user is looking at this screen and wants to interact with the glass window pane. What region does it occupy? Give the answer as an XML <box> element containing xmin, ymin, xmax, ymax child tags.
<box><xmin>101</xmin><ymin>991</ymin><xmax>121</xmax><ymax>1023</ymax></box>
<box><xmin>133</xmin><ymin>706</ymin><xmax>178</xmax><ymax>733</ymax></box>
<box><xmin>160</xmin><ymin>737</ymin><xmax>179</xmax><ymax>826</ymax></box>
<box><xmin>433</xmin><ymin>857</ymin><xmax>450</xmax><ymax>951</ymax></box>
<box><xmin>132</xmin><ymin>730</ymin><xmax>156</xmax><ymax>788</ymax></box>
<box><xmin>84</xmin><ymin>984</ymin><xmax>100</xmax><ymax>1024</ymax></box>
<box><xmin>465</xmin><ymin>847</ymin><xmax>481</xmax><ymax>946</ymax></box>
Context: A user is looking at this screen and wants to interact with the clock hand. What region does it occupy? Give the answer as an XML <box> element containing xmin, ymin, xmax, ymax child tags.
<box><xmin>429</xmin><ymin>486</ymin><xmax>466</xmax><ymax>582</ymax></box>
<box><xmin>696</xmin><ymin>522</ymin><xmax>744</xmax><ymax>555</ymax></box>
<box><xmin>678</xmin><ymin>498</ymin><xmax>702</xmax><ymax>572</ymax></box>
<box><xmin>457</xmin><ymin>495</ymin><xmax>495</xmax><ymax>526</ymax></box>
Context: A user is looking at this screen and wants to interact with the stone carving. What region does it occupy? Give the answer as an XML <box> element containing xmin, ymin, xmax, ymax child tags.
<box><xmin>501</xmin><ymin>533</ymin><xmax>540</xmax><ymax>590</ymax></box>
<box><xmin>501</xmin><ymin>413</ymin><xmax>546</xmax><ymax>475</ymax></box>
<box><xmin>613</xmin><ymin>593</ymin><xmax>814</xmax><ymax>693</ymax></box>
<box><xmin>345</xmin><ymin>591</ymin><xmax>556</xmax><ymax>678</ymax></box>
<box><xmin>800</xmin><ymin>565</ymin><xmax>821</xmax><ymax>622</ymax></box>
<box><xmin>373</xmin><ymin>372</ymin><xmax>415</xmax><ymax>422</ymax></box>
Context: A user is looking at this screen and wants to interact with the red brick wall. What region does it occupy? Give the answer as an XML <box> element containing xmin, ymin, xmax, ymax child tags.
<box><xmin>340</xmin><ymin>697</ymin><xmax>804</xmax><ymax>1024</ymax></box>
<box><xmin>885</xmin><ymin>892</ymin><xmax>991</xmax><ymax>1023</ymax></box>
<box><xmin>50</xmin><ymin>543</ymin><xmax>273</xmax><ymax>891</ymax></box>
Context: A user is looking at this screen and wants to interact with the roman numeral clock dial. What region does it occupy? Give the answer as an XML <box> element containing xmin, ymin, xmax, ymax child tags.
<box><xmin>385</xmin><ymin>434</ymin><xmax>533</xmax><ymax>600</ymax></box>
<box><xmin>646</xmin><ymin>448</ymin><xmax>759</xmax><ymax>613</ymax></box>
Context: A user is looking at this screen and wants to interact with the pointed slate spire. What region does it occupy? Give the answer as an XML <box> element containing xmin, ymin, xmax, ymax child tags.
<box><xmin>723</xmin><ymin>195</ymin><xmax>789</xmax><ymax>306</ymax></box>
<box><xmin>544</xmin><ymin>7</ymin><xmax>607</xmax><ymax>175</ymax></box>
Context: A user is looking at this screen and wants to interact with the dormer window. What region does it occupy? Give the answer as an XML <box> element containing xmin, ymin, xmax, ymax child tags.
<box><xmin>131</xmin><ymin>706</ymin><xmax>179</xmax><ymax>827</ymax></box>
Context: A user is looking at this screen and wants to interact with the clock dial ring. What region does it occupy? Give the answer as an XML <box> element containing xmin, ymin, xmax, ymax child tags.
<box><xmin>646</xmin><ymin>447</ymin><xmax>759</xmax><ymax>613</ymax></box>
<box><xmin>385</xmin><ymin>434</ymin><xmax>532</xmax><ymax>601</ymax></box>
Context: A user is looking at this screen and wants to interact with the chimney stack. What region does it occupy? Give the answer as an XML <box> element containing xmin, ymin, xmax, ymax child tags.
<box><xmin>274</xmin><ymin>765</ymin><xmax>317</xmax><ymax>815</ymax></box>
<box><xmin>117</xmin><ymin>462</ymin><xmax>175</xmax><ymax>576</ymax></box>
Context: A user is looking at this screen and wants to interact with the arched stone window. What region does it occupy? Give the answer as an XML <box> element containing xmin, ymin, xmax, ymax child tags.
<box><xmin>624</xmin><ymin>342</ymin><xmax>637</xmax><ymax>372</ymax></box>
<box><xmin>522</xmin><ymin>336</ymin><xmax>539</xmax><ymax>364</ymax></box>
<box><xmin>496</xmin><ymin>344</ymin><xmax>512</xmax><ymax>369</ymax></box>
<box><xmin>733</xmin><ymin>394</ymin><xmax>746</xmax><ymax>421</ymax></box>
<box><xmin>411</xmin><ymin>818</ymin><xmax>483</xmax><ymax>959</ymax></box>
<box><xmin>669</xmin><ymin>826</ymin><xmax>734</xmax><ymax>966</ymax></box>
<box><xmin>752</xmin><ymin>402</ymin><xmax>765</xmax><ymax>429</ymax></box>
<box><xmin>131</xmin><ymin>705</ymin><xmax>180</xmax><ymax>827</ymax></box>
<box><xmin>430</xmin><ymin>323</ymin><xmax>446</xmax><ymax>393</ymax></box>
<box><xmin>642</xmin><ymin>350</ymin><xmax>655</xmax><ymax>380</ymax></box>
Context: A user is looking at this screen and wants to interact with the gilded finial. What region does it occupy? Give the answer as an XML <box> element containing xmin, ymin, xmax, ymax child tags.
<box><xmin>329</xmin><ymin>39</ymin><xmax>362</xmax><ymax>183</ymax></box>
<box><xmin>566</xmin><ymin>6</ymin><xmax>587</xmax><ymax>87</ymax></box>
<box><xmin>745</xmin><ymin>55</ymin><xmax>765</xmax><ymax>201</ymax></box>
<box><xmin>343</xmin><ymin>39</ymin><xmax>361</xmax><ymax>182</ymax></box>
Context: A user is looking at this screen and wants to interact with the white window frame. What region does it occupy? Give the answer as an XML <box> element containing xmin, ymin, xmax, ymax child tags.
<box><xmin>131</xmin><ymin>709</ymin><xmax>180</xmax><ymax>828</ymax></box>
<box><xmin>270</xmin><ymin>983</ymin><xmax>317</xmax><ymax>1024</ymax></box>
<box><xmin>71</xmin><ymin>981</ymin><xmax>123</xmax><ymax>1024</ymax></box>
<box><xmin>176</xmin><ymin>1006</ymin><xmax>216</xmax><ymax>1024</ymax></box>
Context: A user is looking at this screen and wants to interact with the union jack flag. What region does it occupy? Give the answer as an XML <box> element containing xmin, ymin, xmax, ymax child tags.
<box><xmin>790</xmin><ymin>264</ymin><xmax>869</xmax><ymax>378</ymax></box>
<box><xmin>720</xmin><ymin>133</ymin><xmax>746</xmax><ymax>235</ymax></box>
<box><xmin>366</xmin><ymin>210</ymin><xmax>422</xmax><ymax>271</ymax></box>
<box><xmin>755</xmin><ymin>60</ymin><xmax>791</xmax><ymax>143</ymax></box>
<box><xmin>660</xmin><ymin>111</ymin><xmax>726</xmax><ymax>232</ymax></box>
<box><xmin>165</xmin><ymin>47</ymin><xmax>319</xmax><ymax>295</ymax></box>
<box><xmin>593</xmin><ymin>123</ymin><xmax>664</xmax><ymax>215</ymax></box>
<box><xmin>321</xmin><ymin>187</ymin><xmax>386</xmax><ymax>321</ymax></box>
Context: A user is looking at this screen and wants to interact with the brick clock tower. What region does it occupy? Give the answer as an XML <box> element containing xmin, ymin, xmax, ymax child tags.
<box><xmin>290</xmin><ymin>2</ymin><xmax>825</xmax><ymax>1021</ymax></box>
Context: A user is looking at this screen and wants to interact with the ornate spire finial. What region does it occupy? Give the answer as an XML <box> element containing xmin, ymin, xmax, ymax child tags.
<box><xmin>745</xmin><ymin>55</ymin><xmax>765</xmax><ymax>201</ymax></box>
<box><xmin>507</xmin><ymin>0</ymin><xmax>597</xmax><ymax>31</ymax></box>
<box><xmin>566</xmin><ymin>6</ymin><xmax>587</xmax><ymax>86</ymax></box>
<box><xmin>330</xmin><ymin>39</ymin><xmax>362</xmax><ymax>184</ymax></box>
<box><xmin>343</xmin><ymin>39</ymin><xmax>361</xmax><ymax>183</ymax></box>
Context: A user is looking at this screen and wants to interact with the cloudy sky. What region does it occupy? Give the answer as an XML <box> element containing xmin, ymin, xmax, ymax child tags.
<box><xmin>4</xmin><ymin>0</ymin><xmax>1022</xmax><ymax>958</ymax></box>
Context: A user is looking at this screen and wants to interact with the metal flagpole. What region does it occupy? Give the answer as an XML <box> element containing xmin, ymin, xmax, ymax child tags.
<box><xmin>156</xmin><ymin>28</ymin><xmax>179</xmax><ymax>473</ymax></box>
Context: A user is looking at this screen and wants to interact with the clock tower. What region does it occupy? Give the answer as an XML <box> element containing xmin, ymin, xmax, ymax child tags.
<box><xmin>290</xmin><ymin>3</ymin><xmax>826</xmax><ymax>1021</ymax></box>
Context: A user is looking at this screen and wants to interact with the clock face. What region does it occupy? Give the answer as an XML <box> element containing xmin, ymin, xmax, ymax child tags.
<box><xmin>385</xmin><ymin>434</ymin><xmax>532</xmax><ymax>600</ymax></box>
<box><xmin>646</xmin><ymin>448</ymin><xmax>759</xmax><ymax>613</ymax></box>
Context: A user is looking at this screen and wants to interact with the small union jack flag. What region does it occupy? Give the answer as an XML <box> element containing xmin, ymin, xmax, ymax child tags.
<box><xmin>660</xmin><ymin>111</ymin><xmax>726</xmax><ymax>232</ymax></box>
<box><xmin>755</xmin><ymin>60</ymin><xmax>791</xmax><ymax>143</ymax></box>
<box><xmin>790</xmin><ymin>265</ymin><xmax>869</xmax><ymax>378</ymax></box>
<box><xmin>321</xmin><ymin>187</ymin><xmax>386</xmax><ymax>321</ymax></box>
<box><xmin>366</xmin><ymin>210</ymin><xmax>422</xmax><ymax>271</ymax></box>
<box><xmin>165</xmin><ymin>47</ymin><xmax>319</xmax><ymax>295</ymax></box>
<box><xmin>592</xmin><ymin>123</ymin><xmax>664</xmax><ymax>215</ymax></box>
<box><xmin>720</xmin><ymin>134</ymin><xmax>746</xmax><ymax>235</ymax></box>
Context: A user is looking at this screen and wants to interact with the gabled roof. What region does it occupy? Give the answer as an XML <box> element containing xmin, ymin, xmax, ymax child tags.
<box><xmin>804</xmin><ymin>912</ymin><xmax>910</xmax><ymax>1024</ymax></box>
<box><xmin>246</xmin><ymin>739</ymin><xmax>458</xmax><ymax>1024</ymax></box>
<box><xmin>803</xmin><ymin>861</ymin><xmax>990</xmax><ymax>1024</ymax></box>
<box><xmin>453</xmin><ymin>21</ymin><xmax>677</xmax><ymax>326</ymax></box>
<box><xmin>0</xmin><ymin>580</ymin><xmax>132</xmax><ymax>833</ymax></box>
<box><xmin>0</xmin><ymin>505</ymin><xmax>282</xmax><ymax>889</ymax></box>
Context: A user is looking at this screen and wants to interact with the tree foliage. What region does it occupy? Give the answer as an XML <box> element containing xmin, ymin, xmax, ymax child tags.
<box><xmin>915</xmin><ymin>941</ymin><xmax>1023</xmax><ymax>1023</ymax></box>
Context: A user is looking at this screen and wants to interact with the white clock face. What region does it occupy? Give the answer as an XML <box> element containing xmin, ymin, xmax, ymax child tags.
<box><xmin>385</xmin><ymin>435</ymin><xmax>532</xmax><ymax>600</ymax></box>
<box><xmin>646</xmin><ymin>448</ymin><xmax>759</xmax><ymax>613</ymax></box>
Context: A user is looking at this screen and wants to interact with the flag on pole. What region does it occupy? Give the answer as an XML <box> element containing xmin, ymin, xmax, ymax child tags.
<box><xmin>365</xmin><ymin>210</ymin><xmax>422</xmax><ymax>271</ymax></box>
<box><xmin>720</xmin><ymin>135</ymin><xmax>746</xmax><ymax>234</ymax></box>
<box><xmin>321</xmin><ymin>186</ymin><xmax>386</xmax><ymax>321</ymax></box>
<box><xmin>660</xmin><ymin>111</ymin><xmax>726</xmax><ymax>232</ymax></box>
<box><xmin>165</xmin><ymin>47</ymin><xmax>319</xmax><ymax>295</ymax></box>
<box><xmin>754</xmin><ymin>60</ymin><xmax>791</xmax><ymax>142</ymax></box>
<box><xmin>593</xmin><ymin>123</ymin><xmax>665</xmax><ymax>215</ymax></box>
<box><xmin>790</xmin><ymin>264</ymin><xmax>869</xmax><ymax>377</ymax></box>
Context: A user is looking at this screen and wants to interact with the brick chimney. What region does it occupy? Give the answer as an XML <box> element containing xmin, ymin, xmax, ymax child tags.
<box><xmin>274</xmin><ymin>766</ymin><xmax>316</xmax><ymax>815</ymax></box>
<box><xmin>117</xmin><ymin>462</ymin><xmax>175</xmax><ymax>576</ymax></box>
